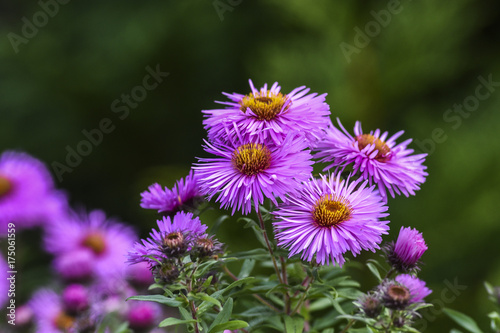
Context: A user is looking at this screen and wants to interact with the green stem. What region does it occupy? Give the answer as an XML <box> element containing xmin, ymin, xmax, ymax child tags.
<box><xmin>290</xmin><ymin>280</ymin><xmax>312</xmax><ymax>316</ymax></box>
<box><xmin>255</xmin><ymin>205</ymin><xmax>283</xmax><ymax>285</ymax></box>
<box><xmin>384</xmin><ymin>268</ymin><xmax>395</xmax><ymax>280</ymax></box>
<box><xmin>187</xmin><ymin>263</ymin><xmax>200</xmax><ymax>333</ymax></box>
<box><xmin>223</xmin><ymin>266</ymin><xmax>281</xmax><ymax>313</ymax></box>
<box><xmin>189</xmin><ymin>300</ymin><xmax>200</xmax><ymax>333</ymax></box>
<box><xmin>280</xmin><ymin>256</ymin><xmax>291</xmax><ymax>315</ymax></box>
<box><xmin>339</xmin><ymin>319</ymin><xmax>355</xmax><ymax>333</ymax></box>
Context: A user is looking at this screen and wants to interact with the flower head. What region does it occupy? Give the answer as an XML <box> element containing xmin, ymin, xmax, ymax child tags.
<box><xmin>355</xmin><ymin>293</ymin><xmax>383</xmax><ymax>318</ymax></box>
<box><xmin>127</xmin><ymin>211</ymin><xmax>208</xmax><ymax>265</ymax></box>
<box><xmin>126</xmin><ymin>301</ymin><xmax>161</xmax><ymax>331</ymax></box>
<box><xmin>194</xmin><ymin>134</ymin><xmax>313</xmax><ymax>215</ymax></box>
<box><xmin>0</xmin><ymin>254</ymin><xmax>8</xmax><ymax>307</ymax></box>
<box><xmin>380</xmin><ymin>280</ymin><xmax>412</xmax><ymax>310</ymax></box>
<box><xmin>203</xmin><ymin>79</ymin><xmax>330</xmax><ymax>146</ymax></box>
<box><xmin>395</xmin><ymin>274</ymin><xmax>432</xmax><ymax>304</ymax></box>
<box><xmin>273</xmin><ymin>173</ymin><xmax>389</xmax><ymax>266</ymax></box>
<box><xmin>192</xmin><ymin>235</ymin><xmax>224</xmax><ymax>259</ymax></box>
<box><xmin>384</xmin><ymin>226</ymin><xmax>427</xmax><ymax>272</ymax></box>
<box><xmin>315</xmin><ymin>119</ymin><xmax>428</xmax><ymax>200</ymax></box>
<box><xmin>0</xmin><ymin>151</ymin><xmax>68</xmax><ymax>234</ymax></box>
<box><xmin>44</xmin><ymin>210</ymin><xmax>137</xmax><ymax>282</ymax></box>
<box><xmin>62</xmin><ymin>284</ymin><xmax>89</xmax><ymax>315</ymax></box>
<box><xmin>140</xmin><ymin>170</ymin><xmax>204</xmax><ymax>215</ymax></box>
<box><xmin>29</xmin><ymin>289</ymin><xmax>75</xmax><ymax>333</ymax></box>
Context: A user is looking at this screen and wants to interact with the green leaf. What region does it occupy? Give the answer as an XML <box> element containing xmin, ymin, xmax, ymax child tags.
<box><xmin>178</xmin><ymin>306</ymin><xmax>192</xmax><ymax>321</ymax></box>
<box><xmin>209</xmin><ymin>320</ymin><xmax>249</xmax><ymax>332</ymax></box>
<box><xmin>198</xmin><ymin>293</ymin><xmax>222</xmax><ymax>309</ymax></box>
<box><xmin>147</xmin><ymin>283</ymin><xmax>165</xmax><ymax>291</ymax></box>
<box><xmin>202</xmin><ymin>275</ymin><xmax>214</xmax><ymax>288</ymax></box>
<box><xmin>443</xmin><ymin>308</ymin><xmax>484</xmax><ymax>333</ymax></box>
<box><xmin>220</xmin><ymin>276</ymin><xmax>257</xmax><ymax>294</ymax></box>
<box><xmin>238</xmin><ymin>259</ymin><xmax>256</xmax><ymax>278</ymax></box>
<box><xmin>488</xmin><ymin>311</ymin><xmax>500</xmax><ymax>331</ymax></box>
<box><xmin>158</xmin><ymin>317</ymin><xmax>198</xmax><ymax>327</ymax></box>
<box><xmin>284</xmin><ymin>315</ymin><xmax>304</xmax><ymax>333</ymax></box>
<box><xmin>209</xmin><ymin>298</ymin><xmax>233</xmax><ymax>332</ymax></box>
<box><xmin>127</xmin><ymin>295</ymin><xmax>183</xmax><ymax>307</ymax></box>
<box><xmin>365</xmin><ymin>262</ymin><xmax>382</xmax><ymax>282</ymax></box>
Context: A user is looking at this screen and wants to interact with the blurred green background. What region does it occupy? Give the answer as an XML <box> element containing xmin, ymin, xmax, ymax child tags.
<box><xmin>1</xmin><ymin>0</ymin><xmax>499</xmax><ymax>332</ymax></box>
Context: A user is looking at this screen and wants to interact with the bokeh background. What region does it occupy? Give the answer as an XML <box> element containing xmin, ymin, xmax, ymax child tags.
<box><xmin>1</xmin><ymin>0</ymin><xmax>499</xmax><ymax>332</ymax></box>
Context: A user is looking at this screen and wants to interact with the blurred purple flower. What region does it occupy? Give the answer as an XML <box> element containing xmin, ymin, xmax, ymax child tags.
<box><xmin>62</xmin><ymin>284</ymin><xmax>89</xmax><ymax>314</ymax></box>
<box><xmin>126</xmin><ymin>301</ymin><xmax>161</xmax><ymax>331</ymax></box>
<box><xmin>0</xmin><ymin>254</ymin><xmax>8</xmax><ymax>307</ymax></box>
<box><xmin>29</xmin><ymin>289</ymin><xmax>75</xmax><ymax>333</ymax></box>
<box><xmin>0</xmin><ymin>151</ymin><xmax>68</xmax><ymax>234</ymax></box>
<box><xmin>44</xmin><ymin>209</ymin><xmax>137</xmax><ymax>282</ymax></box>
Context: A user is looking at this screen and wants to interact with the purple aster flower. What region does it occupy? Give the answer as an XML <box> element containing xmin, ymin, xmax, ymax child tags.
<box><xmin>194</xmin><ymin>134</ymin><xmax>314</xmax><ymax>215</ymax></box>
<box><xmin>29</xmin><ymin>289</ymin><xmax>75</xmax><ymax>333</ymax></box>
<box><xmin>62</xmin><ymin>284</ymin><xmax>89</xmax><ymax>314</ymax></box>
<box><xmin>384</xmin><ymin>226</ymin><xmax>427</xmax><ymax>273</ymax></box>
<box><xmin>380</xmin><ymin>280</ymin><xmax>412</xmax><ymax>310</ymax></box>
<box><xmin>315</xmin><ymin>119</ymin><xmax>428</xmax><ymax>200</ymax></box>
<box><xmin>126</xmin><ymin>261</ymin><xmax>154</xmax><ymax>289</ymax></box>
<box><xmin>126</xmin><ymin>301</ymin><xmax>161</xmax><ymax>331</ymax></box>
<box><xmin>140</xmin><ymin>170</ymin><xmax>204</xmax><ymax>215</ymax></box>
<box><xmin>0</xmin><ymin>254</ymin><xmax>8</xmax><ymax>307</ymax></box>
<box><xmin>0</xmin><ymin>151</ymin><xmax>68</xmax><ymax>234</ymax></box>
<box><xmin>273</xmin><ymin>173</ymin><xmax>389</xmax><ymax>266</ymax></box>
<box><xmin>44</xmin><ymin>209</ymin><xmax>137</xmax><ymax>282</ymax></box>
<box><xmin>202</xmin><ymin>79</ymin><xmax>331</xmax><ymax>146</ymax></box>
<box><xmin>355</xmin><ymin>292</ymin><xmax>383</xmax><ymax>318</ymax></box>
<box><xmin>127</xmin><ymin>211</ymin><xmax>208</xmax><ymax>265</ymax></box>
<box><xmin>395</xmin><ymin>274</ymin><xmax>432</xmax><ymax>304</ymax></box>
<box><xmin>53</xmin><ymin>249</ymin><xmax>94</xmax><ymax>282</ymax></box>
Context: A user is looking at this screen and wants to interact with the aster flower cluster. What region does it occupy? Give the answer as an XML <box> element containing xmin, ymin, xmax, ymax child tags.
<box><xmin>0</xmin><ymin>151</ymin><xmax>164</xmax><ymax>333</ymax></box>
<box><xmin>1</xmin><ymin>79</ymin><xmax>433</xmax><ymax>333</ymax></box>
<box><xmin>353</xmin><ymin>227</ymin><xmax>431</xmax><ymax>331</ymax></box>
<box><xmin>355</xmin><ymin>274</ymin><xmax>432</xmax><ymax>330</ymax></box>
<box><xmin>128</xmin><ymin>211</ymin><xmax>224</xmax><ymax>287</ymax></box>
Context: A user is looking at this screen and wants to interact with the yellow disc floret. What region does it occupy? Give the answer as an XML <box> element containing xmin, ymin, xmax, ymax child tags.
<box><xmin>82</xmin><ymin>232</ymin><xmax>107</xmax><ymax>255</ymax></box>
<box><xmin>232</xmin><ymin>143</ymin><xmax>272</xmax><ymax>176</ymax></box>
<box><xmin>355</xmin><ymin>134</ymin><xmax>391</xmax><ymax>162</ymax></box>
<box><xmin>312</xmin><ymin>194</ymin><xmax>352</xmax><ymax>227</ymax></box>
<box><xmin>0</xmin><ymin>175</ymin><xmax>12</xmax><ymax>198</ymax></box>
<box><xmin>239</xmin><ymin>91</ymin><xmax>289</xmax><ymax>121</ymax></box>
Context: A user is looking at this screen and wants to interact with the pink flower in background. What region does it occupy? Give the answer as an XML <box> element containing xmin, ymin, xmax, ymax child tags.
<box><xmin>0</xmin><ymin>151</ymin><xmax>68</xmax><ymax>235</ymax></box>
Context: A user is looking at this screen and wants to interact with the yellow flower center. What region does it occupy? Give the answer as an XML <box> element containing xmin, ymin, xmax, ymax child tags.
<box><xmin>239</xmin><ymin>91</ymin><xmax>289</xmax><ymax>121</ymax></box>
<box><xmin>0</xmin><ymin>175</ymin><xmax>13</xmax><ymax>198</ymax></box>
<box><xmin>82</xmin><ymin>232</ymin><xmax>107</xmax><ymax>255</ymax></box>
<box><xmin>355</xmin><ymin>134</ymin><xmax>391</xmax><ymax>162</ymax></box>
<box><xmin>232</xmin><ymin>143</ymin><xmax>272</xmax><ymax>176</ymax></box>
<box><xmin>54</xmin><ymin>312</ymin><xmax>75</xmax><ymax>331</ymax></box>
<box><xmin>312</xmin><ymin>194</ymin><xmax>352</xmax><ymax>227</ymax></box>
